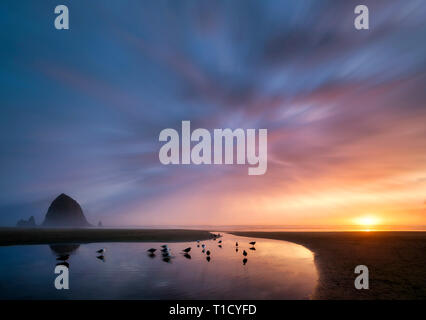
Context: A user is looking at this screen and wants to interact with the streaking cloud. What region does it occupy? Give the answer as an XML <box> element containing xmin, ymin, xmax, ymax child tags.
<box><xmin>0</xmin><ymin>0</ymin><xmax>425</xmax><ymax>227</ymax></box>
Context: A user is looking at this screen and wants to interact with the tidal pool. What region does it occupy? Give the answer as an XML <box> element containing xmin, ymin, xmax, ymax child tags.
<box><xmin>0</xmin><ymin>233</ymin><xmax>318</xmax><ymax>299</ymax></box>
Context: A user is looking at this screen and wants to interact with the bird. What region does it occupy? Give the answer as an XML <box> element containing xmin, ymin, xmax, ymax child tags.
<box><xmin>147</xmin><ymin>248</ymin><xmax>157</xmax><ymax>253</ymax></box>
<box><xmin>161</xmin><ymin>245</ymin><xmax>168</xmax><ymax>248</ymax></box>
<box><xmin>249</xmin><ymin>241</ymin><xmax>256</xmax><ymax>246</ymax></box>
<box><xmin>161</xmin><ymin>251</ymin><xmax>170</xmax><ymax>256</ymax></box>
<box><xmin>202</xmin><ymin>249</ymin><xmax>205</xmax><ymax>253</ymax></box>
<box><xmin>236</xmin><ymin>242</ymin><xmax>238</xmax><ymax>247</ymax></box>
<box><xmin>97</xmin><ymin>248</ymin><xmax>106</xmax><ymax>254</ymax></box>
<box><xmin>243</xmin><ymin>258</ymin><xmax>248</xmax><ymax>265</ymax></box>
<box><xmin>161</xmin><ymin>247</ymin><xmax>171</xmax><ymax>253</ymax></box>
<box><xmin>201</xmin><ymin>244</ymin><xmax>206</xmax><ymax>248</ymax></box>
<box><xmin>218</xmin><ymin>240</ymin><xmax>222</xmax><ymax>244</ymax></box>
<box><xmin>196</xmin><ymin>240</ymin><xmax>200</xmax><ymax>243</ymax></box>
<box><xmin>206</xmin><ymin>250</ymin><xmax>211</xmax><ymax>256</ymax></box>
<box><xmin>56</xmin><ymin>254</ymin><xmax>69</xmax><ymax>261</ymax></box>
<box><xmin>243</xmin><ymin>250</ymin><xmax>247</xmax><ymax>256</ymax></box>
<box><xmin>182</xmin><ymin>247</ymin><xmax>191</xmax><ymax>253</ymax></box>
<box><xmin>56</xmin><ymin>261</ymin><xmax>69</xmax><ymax>268</ymax></box>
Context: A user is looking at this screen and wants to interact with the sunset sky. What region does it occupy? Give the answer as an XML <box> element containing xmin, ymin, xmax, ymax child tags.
<box><xmin>1</xmin><ymin>0</ymin><xmax>425</xmax><ymax>227</ymax></box>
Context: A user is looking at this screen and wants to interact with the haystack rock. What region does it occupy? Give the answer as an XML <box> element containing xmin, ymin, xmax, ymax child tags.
<box><xmin>42</xmin><ymin>193</ymin><xmax>91</xmax><ymax>227</ymax></box>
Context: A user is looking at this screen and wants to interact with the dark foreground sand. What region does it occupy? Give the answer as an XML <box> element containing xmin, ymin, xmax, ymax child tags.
<box><xmin>0</xmin><ymin>228</ymin><xmax>212</xmax><ymax>246</ymax></box>
<box><xmin>231</xmin><ymin>231</ymin><xmax>426</xmax><ymax>300</ymax></box>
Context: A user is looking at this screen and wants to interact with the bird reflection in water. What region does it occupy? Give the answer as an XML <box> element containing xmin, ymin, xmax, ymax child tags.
<box><xmin>243</xmin><ymin>258</ymin><xmax>248</xmax><ymax>265</ymax></box>
<box><xmin>206</xmin><ymin>256</ymin><xmax>211</xmax><ymax>262</ymax></box>
<box><xmin>163</xmin><ymin>256</ymin><xmax>172</xmax><ymax>263</ymax></box>
<box><xmin>183</xmin><ymin>253</ymin><xmax>191</xmax><ymax>259</ymax></box>
<box><xmin>249</xmin><ymin>247</ymin><xmax>256</xmax><ymax>251</ymax></box>
<box><xmin>56</xmin><ymin>254</ymin><xmax>69</xmax><ymax>261</ymax></box>
<box><xmin>97</xmin><ymin>255</ymin><xmax>106</xmax><ymax>262</ymax></box>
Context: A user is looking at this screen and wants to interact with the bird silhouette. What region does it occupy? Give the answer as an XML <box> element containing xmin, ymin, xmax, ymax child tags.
<box><xmin>206</xmin><ymin>250</ymin><xmax>211</xmax><ymax>256</ymax></box>
<box><xmin>243</xmin><ymin>250</ymin><xmax>247</xmax><ymax>256</ymax></box>
<box><xmin>218</xmin><ymin>240</ymin><xmax>222</xmax><ymax>244</ymax></box>
<box><xmin>161</xmin><ymin>245</ymin><xmax>168</xmax><ymax>249</ymax></box>
<box><xmin>218</xmin><ymin>245</ymin><xmax>222</xmax><ymax>248</ymax></box>
<box><xmin>183</xmin><ymin>253</ymin><xmax>191</xmax><ymax>259</ymax></box>
<box><xmin>236</xmin><ymin>242</ymin><xmax>238</xmax><ymax>247</ymax></box>
<box><xmin>236</xmin><ymin>248</ymin><xmax>238</xmax><ymax>252</ymax></box>
<box><xmin>97</xmin><ymin>255</ymin><xmax>105</xmax><ymax>262</ymax></box>
<box><xmin>97</xmin><ymin>248</ymin><xmax>106</xmax><ymax>254</ymax></box>
<box><xmin>243</xmin><ymin>258</ymin><xmax>248</xmax><ymax>265</ymax></box>
<box><xmin>249</xmin><ymin>241</ymin><xmax>256</xmax><ymax>246</ymax></box>
<box><xmin>201</xmin><ymin>244</ymin><xmax>206</xmax><ymax>248</ymax></box>
<box><xmin>206</xmin><ymin>256</ymin><xmax>211</xmax><ymax>262</ymax></box>
<box><xmin>163</xmin><ymin>256</ymin><xmax>171</xmax><ymax>263</ymax></box>
<box><xmin>249</xmin><ymin>247</ymin><xmax>256</xmax><ymax>251</ymax></box>
<box><xmin>56</xmin><ymin>261</ymin><xmax>69</xmax><ymax>268</ymax></box>
<box><xmin>182</xmin><ymin>247</ymin><xmax>191</xmax><ymax>253</ymax></box>
<box><xmin>147</xmin><ymin>248</ymin><xmax>157</xmax><ymax>253</ymax></box>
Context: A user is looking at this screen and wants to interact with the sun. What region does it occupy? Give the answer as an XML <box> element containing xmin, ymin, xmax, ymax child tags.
<box><xmin>355</xmin><ymin>216</ymin><xmax>380</xmax><ymax>226</ymax></box>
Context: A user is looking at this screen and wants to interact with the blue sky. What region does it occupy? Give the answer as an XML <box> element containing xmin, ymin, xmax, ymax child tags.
<box><xmin>1</xmin><ymin>0</ymin><xmax>425</xmax><ymax>226</ymax></box>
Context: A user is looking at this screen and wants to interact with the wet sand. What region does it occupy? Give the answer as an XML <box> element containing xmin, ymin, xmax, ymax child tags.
<box><xmin>231</xmin><ymin>231</ymin><xmax>426</xmax><ymax>300</ymax></box>
<box><xmin>0</xmin><ymin>228</ymin><xmax>212</xmax><ymax>246</ymax></box>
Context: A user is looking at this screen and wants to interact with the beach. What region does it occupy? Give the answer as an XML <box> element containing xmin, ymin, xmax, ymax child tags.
<box><xmin>0</xmin><ymin>228</ymin><xmax>212</xmax><ymax>245</ymax></box>
<box><xmin>231</xmin><ymin>231</ymin><xmax>426</xmax><ymax>300</ymax></box>
<box><xmin>2</xmin><ymin>227</ymin><xmax>426</xmax><ymax>300</ymax></box>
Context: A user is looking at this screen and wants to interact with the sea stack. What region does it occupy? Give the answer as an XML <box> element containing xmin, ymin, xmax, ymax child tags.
<box><xmin>16</xmin><ymin>216</ymin><xmax>36</xmax><ymax>227</ymax></box>
<box><xmin>42</xmin><ymin>193</ymin><xmax>91</xmax><ymax>227</ymax></box>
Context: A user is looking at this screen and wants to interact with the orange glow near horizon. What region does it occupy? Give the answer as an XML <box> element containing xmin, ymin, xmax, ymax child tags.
<box><xmin>355</xmin><ymin>216</ymin><xmax>380</xmax><ymax>226</ymax></box>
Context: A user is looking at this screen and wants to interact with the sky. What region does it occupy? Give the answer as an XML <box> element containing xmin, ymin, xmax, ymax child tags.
<box><xmin>0</xmin><ymin>0</ymin><xmax>425</xmax><ymax>227</ymax></box>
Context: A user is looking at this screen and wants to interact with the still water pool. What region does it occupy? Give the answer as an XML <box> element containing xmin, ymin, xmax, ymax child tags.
<box><xmin>0</xmin><ymin>233</ymin><xmax>317</xmax><ymax>299</ymax></box>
